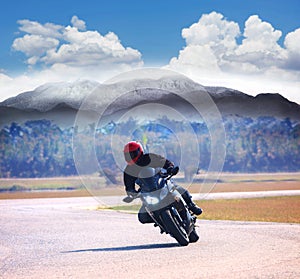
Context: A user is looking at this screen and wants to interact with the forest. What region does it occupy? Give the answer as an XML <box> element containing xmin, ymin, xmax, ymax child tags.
<box><xmin>0</xmin><ymin>116</ymin><xmax>299</xmax><ymax>180</ymax></box>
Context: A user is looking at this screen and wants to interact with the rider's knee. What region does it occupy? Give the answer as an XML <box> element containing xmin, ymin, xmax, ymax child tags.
<box><xmin>138</xmin><ymin>212</ymin><xmax>153</xmax><ymax>223</ymax></box>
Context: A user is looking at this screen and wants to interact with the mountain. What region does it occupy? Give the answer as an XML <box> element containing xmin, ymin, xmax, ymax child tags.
<box><xmin>0</xmin><ymin>76</ymin><xmax>299</xmax><ymax>128</ymax></box>
<box><xmin>0</xmin><ymin>80</ymin><xmax>100</xmax><ymax>112</ymax></box>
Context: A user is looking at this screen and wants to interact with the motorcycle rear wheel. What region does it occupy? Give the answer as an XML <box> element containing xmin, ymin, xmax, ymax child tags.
<box><xmin>161</xmin><ymin>209</ymin><xmax>189</xmax><ymax>246</ymax></box>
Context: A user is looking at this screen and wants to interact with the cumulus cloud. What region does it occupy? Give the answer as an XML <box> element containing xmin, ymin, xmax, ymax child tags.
<box><xmin>238</xmin><ymin>15</ymin><xmax>282</xmax><ymax>53</ymax></box>
<box><xmin>230</xmin><ymin>15</ymin><xmax>286</xmax><ymax>72</ymax></box>
<box><xmin>284</xmin><ymin>29</ymin><xmax>300</xmax><ymax>71</ymax></box>
<box><xmin>0</xmin><ymin>72</ymin><xmax>41</xmax><ymax>101</ymax></box>
<box><xmin>12</xmin><ymin>16</ymin><xmax>143</xmax><ymax>71</ymax></box>
<box><xmin>182</xmin><ymin>12</ymin><xmax>240</xmax><ymax>51</ymax></box>
<box><xmin>71</xmin><ymin>15</ymin><xmax>86</xmax><ymax>30</ymax></box>
<box><xmin>12</xmin><ymin>34</ymin><xmax>59</xmax><ymax>57</ymax></box>
<box><xmin>42</xmin><ymin>26</ymin><xmax>142</xmax><ymax>67</ymax></box>
<box><xmin>167</xmin><ymin>11</ymin><xmax>300</xmax><ymax>103</ymax></box>
<box><xmin>17</xmin><ymin>19</ymin><xmax>63</xmax><ymax>38</ymax></box>
<box><xmin>168</xmin><ymin>12</ymin><xmax>295</xmax><ymax>74</ymax></box>
<box><xmin>170</xmin><ymin>12</ymin><xmax>240</xmax><ymax>74</ymax></box>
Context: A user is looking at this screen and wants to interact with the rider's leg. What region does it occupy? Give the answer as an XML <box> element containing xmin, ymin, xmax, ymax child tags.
<box><xmin>138</xmin><ymin>205</ymin><xmax>154</xmax><ymax>223</ymax></box>
<box><xmin>176</xmin><ymin>186</ymin><xmax>203</xmax><ymax>215</ymax></box>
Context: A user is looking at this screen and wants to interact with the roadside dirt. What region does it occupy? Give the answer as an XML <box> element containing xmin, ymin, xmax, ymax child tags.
<box><xmin>1</xmin><ymin>180</ymin><xmax>299</xmax><ymax>199</ymax></box>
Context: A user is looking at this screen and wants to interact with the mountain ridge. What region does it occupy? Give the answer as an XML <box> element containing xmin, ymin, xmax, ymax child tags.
<box><xmin>0</xmin><ymin>76</ymin><xmax>299</xmax><ymax>127</ymax></box>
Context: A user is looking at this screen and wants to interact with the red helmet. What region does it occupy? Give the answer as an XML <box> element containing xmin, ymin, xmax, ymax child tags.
<box><xmin>123</xmin><ymin>141</ymin><xmax>144</xmax><ymax>165</ymax></box>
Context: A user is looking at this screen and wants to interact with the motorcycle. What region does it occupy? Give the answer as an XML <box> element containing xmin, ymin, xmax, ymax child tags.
<box><xmin>123</xmin><ymin>167</ymin><xmax>199</xmax><ymax>246</ymax></box>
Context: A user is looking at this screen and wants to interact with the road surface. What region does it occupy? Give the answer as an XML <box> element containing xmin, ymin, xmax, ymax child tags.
<box><xmin>0</xmin><ymin>197</ymin><xmax>299</xmax><ymax>278</ymax></box>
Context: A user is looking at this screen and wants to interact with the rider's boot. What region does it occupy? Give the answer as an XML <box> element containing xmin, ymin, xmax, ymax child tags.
<box><xmin>187</xmin><ymin>202</ymin><xmax>203</xmax><ymax>216</ymax></box>
<box><xmin>181</xmin><ymin>190</ymin><xmax>203</xmax><ymax>216</ymax></box>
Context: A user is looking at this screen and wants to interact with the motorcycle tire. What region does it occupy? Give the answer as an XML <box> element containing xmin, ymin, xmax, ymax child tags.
<box><xmin>161</xmin><ymin>209</ymin><xmax>189</xmax><ymax>246</ymax></box>
<box><xmin>189</xmin><ymin>229</ymin><xmax>199</xmax><ymax>243</ymax></box>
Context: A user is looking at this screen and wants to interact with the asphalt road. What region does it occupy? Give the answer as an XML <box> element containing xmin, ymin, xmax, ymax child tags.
<box><xmin>1</xmin><ymin>197</ymin><xmax>299</xmax><ymax>279</ymax></box>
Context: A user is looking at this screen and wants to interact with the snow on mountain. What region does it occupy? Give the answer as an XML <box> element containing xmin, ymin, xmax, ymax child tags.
<box><xmin>204</xmin><ymin>86</ymin><xmax>249</xmax><ymax>98</ymax></box>
<box><xmin>0</xmin><ymin>75</ymin><xmax>205</xmax><ymax>113</ymax></box>
<box><xmin>0</xmin><ymin>75</ymin><xmax>300</xmax><ymax>125</ymax></box>
<box><xmin>1</xmin><ymin>80</ymin><xmax>100</xmax><ymax>112</ymax></box>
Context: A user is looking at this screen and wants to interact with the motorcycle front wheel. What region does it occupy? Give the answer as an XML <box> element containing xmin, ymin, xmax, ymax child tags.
<box><xmin>189</xmin><ymin>228</ymin><xmax>199</xmax><ymax>243</ymax></box>
<box><xmin>161</xmin><ymin>209</ymin><xmax>189</xmax><ymax>246</ymax></box>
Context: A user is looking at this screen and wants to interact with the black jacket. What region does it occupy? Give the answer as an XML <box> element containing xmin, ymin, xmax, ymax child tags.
<box><xmin>123</xmin><ymin>153</ymin><xmax>174</xmax><ymax>193</ymax></box>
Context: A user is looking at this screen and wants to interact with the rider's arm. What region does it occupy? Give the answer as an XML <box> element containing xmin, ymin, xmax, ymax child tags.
<box><xmin>123</xmin><ymin>171</ymin><xmax>137</xmax><ymax>193</ymax></box>
<box><xmin>147</xmin><ymin>153</ymin><xmax>174</xmax><ymax>170</ymax></box>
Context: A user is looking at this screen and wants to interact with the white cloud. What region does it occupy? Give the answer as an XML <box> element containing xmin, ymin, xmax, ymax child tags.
<box><xmin>12</xmin><ymin>34</ymin><xmax>59</xmax><ymax>57</ymax></box>
<box><xmin>12</xmin><ymin>16</ymin><xmax>143</xmax><ymax>69</ymax></box>
<box><xmin>238</xmin><ymin>15</ymin><xmax>282</xmax><ymax>53</ymax></box>
<box><xmin>71</xmin><ymin>15</ymin><xmax>86</xmax><ymax>31</ymax></box>
<box><xmin>17</xmin><ymin>19</ymin><xmax>63</xmax><ymax>38</ymax></box>
<box><xmin>0</xmin><ymin>73</ymin><xmax>40</xmax><ymax>101</ymax></box>
<box><xmin>285</xmin><ymin>28</ymin><xmax>300</xmax><ymax>53</ymax></box>
<box><xmin>167</xmin><ymin>12</ymin><xmax>300</xmax><ymax>104</ymax></box>
<box><xmin>41</xmin><ymin>26</ymin><xmax>142</xmax><ymax>67</ymax></box>
<box><xmin>0</xmin><ymin>73</ymin><xmax>13</xmax><ymax>84</ymax></box>
<box><xmin>231</xmin><ymin>15</ymin><xmax>286</xmax><ymax>72</ymax></box>
<box><xmin>284</xmin><ymin>28</ymin><xmax>300</xmax><ymax>71</ymax></box>
<box><xmin>182</xmin><ymin>12</ymin><xmax>240</xmax><ymax>50</ymax></box>
<box><xmin>176</xmin><ymin>12</ymin><xmax>240</xmax><ymax>73</ymax></box>
<box><xmin>169</xmin><ymin>44</ymin><xmax>220</xmax><ymax>74</ymax></box>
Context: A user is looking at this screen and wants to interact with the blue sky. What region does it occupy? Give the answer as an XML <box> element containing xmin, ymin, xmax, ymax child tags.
<box><xmin>1</xmin><ymin>0</ymin><xmax>300</xmax><ymax>103</ymax></box>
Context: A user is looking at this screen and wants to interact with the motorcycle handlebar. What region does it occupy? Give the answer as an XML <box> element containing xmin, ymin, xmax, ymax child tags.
<box><xmin>123</xmin><ymin>170</ymin><xmax>177</xmax><ymax>203</ymax></box>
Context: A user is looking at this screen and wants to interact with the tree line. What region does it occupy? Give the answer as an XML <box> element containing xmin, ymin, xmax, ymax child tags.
<box><xmin>0</xmin><ymin>116</ymin><xmax>299</xmax><ymax>179</ymax></box>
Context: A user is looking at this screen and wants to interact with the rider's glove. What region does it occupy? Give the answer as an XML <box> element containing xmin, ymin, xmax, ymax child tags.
<box><xmin>126</xmin><ymin>190</ymin><xmax>138</xmax><ymax>198</ymax></box>
<box><xmin>166</xmin><ymin>166</ymin><xmax>173</xmax><ymax>174</ymax></box>
<box><xmin>167</xmin><ymin>166</ymin><xmax>179</xmax><ymax>175</ymax></box>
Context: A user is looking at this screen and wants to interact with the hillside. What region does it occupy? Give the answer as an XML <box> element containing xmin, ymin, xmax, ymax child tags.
<box><xmin>1</xmin><ymin>76</ymin><xmax>299</xmax><ymax>128</ymax></box>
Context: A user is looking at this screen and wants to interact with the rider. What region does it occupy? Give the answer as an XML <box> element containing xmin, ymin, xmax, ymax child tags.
<box><xmin>123</xmin><ymin>141</ymin><xmax>202</xmax><ymax>224</ymax></box>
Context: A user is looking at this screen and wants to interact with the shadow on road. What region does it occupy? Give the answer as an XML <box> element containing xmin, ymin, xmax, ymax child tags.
<box><xmin>62</xmin><ymin>243</ymin><xmax>179</xmax><ymax>253</ymax></box>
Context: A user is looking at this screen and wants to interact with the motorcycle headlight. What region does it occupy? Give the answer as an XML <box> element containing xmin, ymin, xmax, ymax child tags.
<box><xmin>159</xmin><ymin>186</ymin><xmax>168</xmax><ymax>200</ymax></box>
<box><xmin>144</xmin><ymin>195</ymin><xmax>160</xmax><ymax>205</ymax></box>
